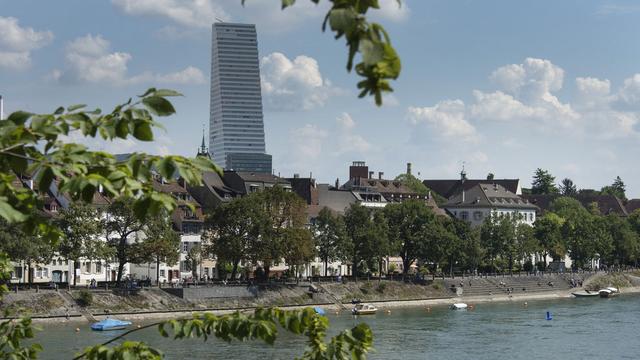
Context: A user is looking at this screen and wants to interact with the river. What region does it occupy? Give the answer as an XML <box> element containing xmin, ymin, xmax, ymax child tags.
<box><xmin>34</xmin><ymin>294</ymin><xmax>640</xmax><ymax>359</ymax></box>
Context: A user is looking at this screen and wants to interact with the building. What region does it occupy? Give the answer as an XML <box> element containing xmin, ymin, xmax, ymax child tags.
<box><xmin>444</xmin><ymin>183</ymin><xmax>538</xmax><ymax>227</ymax></box>
<box><xmin>424</xmin><ymin>172</ymin><xmax>521</xmax><ymax>199</ymax></box>
<box><xmin>522</xmin><ymin>194</ymin><xmax>629</xmax><ymax>217</ymax></box>
<box><xmin>209</xmin><ymin>22</ymin><xmax>271</xmax><ymax>173</ymax></box>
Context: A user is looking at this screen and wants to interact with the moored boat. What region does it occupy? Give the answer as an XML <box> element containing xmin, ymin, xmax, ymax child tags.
<box><xmin>352</xmin><ymin>303</ymin><xmax>377</xmax><ymax>315</ymax></box>
<box><xmin>91</xmin><ymin>318</ymin><xmax>132</xmax><ymax>331</ymax></box>
<box><xmin>598</xmin><ymin>288</ymin><xmax>619</xmax><ymax>298</ymax></box>
<box><xmin>450</xmin><ymin>303</ymin><xmax>468</xmax><ymax>310</ymax></box>
<box><xmin>572</xmin><ymin>290</ymin><xmax>599</xmax><ymax>298</ymax></box>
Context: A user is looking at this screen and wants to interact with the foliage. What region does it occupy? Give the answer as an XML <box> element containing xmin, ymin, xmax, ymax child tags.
<box><xmin>558</xmin><ymin>178</ymin><xmax>577</xmax><ymax>196</ymax></box>
<box><xmin>313</xmin><ymin>207</ymin><xmax>349</xmax><ymax>277</ymax></box>
<box><xmin>531</xmin><ymin>168</ymin><xmax>558</xmax><ymax>195</ymax></box>
<box><xmin>247</xmin><ymin>186</ymin><xmax>310</xmax><ymax>280</ymax></box>
<box><xmin>77</xmin><ymin>289</ymin><xmax>94</xmax><ymax>307</ymax></box>
<box><xmin>0</xmin><ymin>88</ymin><xmax>219</xmax><ymax>244</ymax></box>
<box><xmin>533</xmin><ymin>212</ymin><xmax>565</xmax><ymax>264</ymax></box>
<box><xmin>255</xmin><ymin>0</ymin><xmax>402</xmax><ymax>106</ymax></box>
<box><xmin>204</xmin><ymin>196</ymin><xmax>260</xmax><ymax>280</ymax></box>
<box><xmin>56</xmin><ymin>203</ymin><xmax>103</xmax><ymax>286</ymax></box>
<box><xmin>185</xmin><ymin>244</ymin><xmax>202</xmax><ymax>279</ymax></box>
<box><xmin>141</xmin><ymin>212</ymin><xmax>180</xmax><ymax>285</ymax></box>
<box><xmin>104</xmin><ymin>199</ymin><xmax>148</xmax><ymax>285</ymax></box>
<box><xmin>0</xmin><ymin>218</ymin><xmax>53</xmax><ymax>283</ymax></box>
<box><xmin>486</xmin><ymin>173</ymin><xmax>494</xmax><ymax>180</ymax></box>
<box><xmin>343</xmin><ymin>203</ymin><xmax>372</xmax><ymax>277</ymax></box>
<box><xmin>600</xmin><ymin>176</ymin><xmax>626</xmax><ymax>200</ymax></box>
<box><xmin>78</xmin><ymin>308</ymin><xmax>373</xmax><ymax>360</ymax></box>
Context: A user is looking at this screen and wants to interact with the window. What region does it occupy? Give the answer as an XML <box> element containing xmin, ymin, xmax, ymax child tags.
<box><xmin>204</xmin><ymin>268</ymin><xmax>209</xmax><ymax>277</ymax></box>
<box><xmin>36</xmin><ymin>267</ymin><xmax>42</xmax><ymax>278</ymax></box>
<box><xmin>183</xmin><ymin>243</ymin><xmax>189</xmax><ymax>252</ymax></box>
<box><xmin>96</xmin><ymin>262</ymin><xmax>102</xmax><ymax>274</ymax></box>
<box><xmin>473</xmin><ymin>211</ymin><xmax>483</xmax><ymax>220</ymax></box>
<box><xmin>160</xmin><ymin>269</ymin><xmax>165</xmax><ymax>277</ymax></box>
<box><xmin>461</xmin><ymin>211</ymin><xmax>469</xmax><ymax>221</ymax></box>
<box><xmin>43</xmin><ymin>268</ymin><xmax>48</xmax><ymax>278</ymax></box>
<box><xmin>85</xmin><ymin>262</ymin><xmax>91</xmax><ymax>273</ymax></box>
<box><xmin>529</xmin><ymin>213</ymin><xmax>534</xmax><ymax>221</ymax></box>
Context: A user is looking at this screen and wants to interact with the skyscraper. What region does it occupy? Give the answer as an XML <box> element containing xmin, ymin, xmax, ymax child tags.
<box><xmin>209</xmin><ymin>22</ymin><xmax>272</xmax><ymax>173</ymax></box>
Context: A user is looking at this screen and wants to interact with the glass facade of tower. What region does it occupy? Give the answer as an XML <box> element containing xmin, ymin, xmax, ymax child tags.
<box><xmin>209</xmin><ymin>22</ymin><xmax>272</xmax><ymax>173</ymax></box>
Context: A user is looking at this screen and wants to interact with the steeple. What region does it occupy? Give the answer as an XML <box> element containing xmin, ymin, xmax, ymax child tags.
<box><xmin>460</xmin><ymin>161</ymin><xmax>467</xmax><ymax>182</ymax></box>
<box><xmin>197</xmin><ymin>125</ymin><xmax>210</xmax><ymax>158</ymax></box>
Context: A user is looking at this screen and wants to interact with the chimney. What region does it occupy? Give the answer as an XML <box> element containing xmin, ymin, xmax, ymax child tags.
<box><xmin>28</xmin><ymin>179</ymin><xmax>34</xmax><ymax>190</ymax></box>
<box><xmin>335</xmin><ymin>178</ymin><xmax>340</xmax><ymax>188</ymax></box>
<box><xmin>368</xmin><ymin>171</ymin><xmax>374</xmax><ymax>179</ymax></box>
<box><xmin>349</xmin><ymin>161</ymin><xmax>368</xmax><ymax>180</ymax></box>
<box><xmin>462</xmin><ymin>188</ymin><xmax>465</xmax><ymax>203</ymax></box>
<box><xmin>378</xmin><ymin>171</ymin><xmax>384</xmax><ymax>180</ymax></box>
<box><xmin>406</xmin><ymin>162</ymin><xmax>412</xmax><ymax>176</ymax></box>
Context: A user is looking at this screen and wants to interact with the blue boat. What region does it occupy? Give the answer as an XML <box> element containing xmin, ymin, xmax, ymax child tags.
<box><xmin>91</xmin><ymin>318</ymin><xmax>132</xmax><ymax>331</ymax></box>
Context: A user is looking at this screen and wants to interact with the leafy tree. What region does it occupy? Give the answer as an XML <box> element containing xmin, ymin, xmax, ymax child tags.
<box><xmin>205</xmin><ymin>196</ymin><xmax>260</xmax><ymax>280</ymax></box>
<box><xmin>630</xmin><ymin>209</ymin><xmax>640</xmax><ymax>236</ymax></box>
<box><xmin>140</xmin><ymin>212</ymin><xmax>180</xmax><ymax>286</ymax></box>
<box><xmin>563</xmin><ymin>216</ymin><xmax>603</xmax><ymax>270</ymax></box>
<box><xmin>531</xmin><ymin>168</ymin><xmax>558</xmax><ymax>195</ymax></box>
<box><xmin>515</xmin><ymin>223</ymin><xmax>538</xmax><ymax>268</ymax></box>
<box><xmin>344</xmin><ymin>203</ymin><xmax>373</xmax><ymax>278</ymax></box>
<box><xmin>601</xmin><ymin>176</ymin><xmax>626</xmax><ymax>200</ymax></box>
<box><xmin>0</xmin><ymin>218</ymin><xmax>53</xmax><ymax>284</ymax></box>
<box><xmin>313</xmin><ymin>207</ymin><xmax>349</xmax><ymax>277</ymax></box>
<box><xmin>56</xmin><ymin>203</ymin><xmax>102</xmax><ymax>286</ymax></box>
<box><xmin>384</xmin><ymin>200</ymin><xmax>441</xmax><ymax>279</ymax></box>
<box><xmin>104</xmin><ymin>199</ymin><xmax>148</xmax><ymax>286</ymax></box>
<box><xmin>434</xmin><ymin>217</ymin><xmax>464</xmax><ymax>276</ymax></box>
<box><xmin>533</xmin><ymin>213</ymin><xmax>565</xmax><ymax>267</ymax></box>
<box><xmin>486</xmin><ymin>173</ymin><xmax>494</xmax><ymax>180</ymax></box>
<box><xmin>460</xmin><ymin>227</ymin><xmax>484</xmax><ymax>272</ymax></box>
<box><xmin>185</xmin><ymin>244</ymin><xmax>202</xmax><ymax>279</ymax></box>
<box><xmin>550</xmin><ymin>197</ymin><xmax>589</xmax><ymax>221</ymax></box>
<box><xmin>366</xmin><ymin>210</ymin><xmax>389</xmax><ymax>277</ymax></box>
<box><xmin>558</xmin><ymin>178</ymin><xmax>577</xmax><ymax>196</ymax></box>
<box><xmin>282</xmin><ymin>228</ymin><xmax>316</xmax><ymax>279</ymax></box>
<box><xmin>603</xmin><ymin>214</ymin><xmax>639</xmax><ymax>266</ymax></box>
<box><xmin>394</xmin><ymin>173</ymin><xmax>428</xmax><ymax>195</ymax></box>
<box><xmin>247</xmin><ymin>186</ymin><xmax>308</xmax><ymax>280</ymax></box>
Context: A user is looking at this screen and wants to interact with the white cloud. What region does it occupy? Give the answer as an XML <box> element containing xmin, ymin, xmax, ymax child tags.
<box><xmin>58</xmin><ymin>34</ymin><xmax>205</xmax><ymax>86</ymax></box>
<box><xmin>616</xmin><ymin>74</ymin><xmax>640</xmax><ymax>109</ymax></box>
<box><xmin>336</xmin><ymin>112</ymin><xmax>356</xmax><ymax>130</ymax></box>
<box><xmin>0</xmin><ymin>16</ymin><xmax>53</xmax><ymax>70</ymax></box>
<box><xmin>576</xmin><ymin>77</ymin><xmax>611</xmax><ymax>109</ymax></box>
<box><xmin>291</xmin><ymin>124</ymin><xmax>328</xmax><ymax>159</ymax></box>
<box><xmin>111</xmin><ymin>0</ymin><xmax>229</xmax><ymax>28</ymax></box>
<box><xmin>156</xmin><ymin>66</ymin><xmax>206</xmax><ymax>84</ymax></box>
<box><xmin>261</xmin><ymin>52</ymin><xmax>341</xmax><ymax>111</ymax></box>
<box><xmin>407</xmin><ymin>100</ymin><xmax>478</xmax><ymax>142</ymax></box>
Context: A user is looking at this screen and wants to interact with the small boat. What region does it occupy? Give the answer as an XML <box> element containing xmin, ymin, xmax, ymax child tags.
<box><xmin>572</xmin><ymin>290</ymin><xmax>599</xmax><ymax>298</ymax></box>
<box><xmin>352</xmin><ymin>303</ymin><xmax>377</xmax><ymax>315</ymax></box>
<box><xmin>598</xmin><ymin>287</ymin><xmax>619</xmax><ymax>298</ymax></box>
<box><xmin>450</xmin><ymin>303</ymin><xmax>468</xmax><ymax>311</ymax></box>
<box><xmin>91</xmin><ymin>318</ymin><xmax>132</xmax><ymax>331</ymax></box>
<box><xmin>313</xmin><ymin>306</ymin><xmax>326</xmax><ymax>315</ymax></box>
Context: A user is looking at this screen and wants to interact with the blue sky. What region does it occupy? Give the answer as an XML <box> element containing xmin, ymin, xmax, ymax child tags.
<box><xmin>1</xmin><ymin>0</ymin><xmax>640</xmax><ymax>197</ymax></box>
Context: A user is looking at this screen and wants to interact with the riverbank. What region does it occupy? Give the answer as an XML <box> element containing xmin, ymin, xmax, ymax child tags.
<box><xmin>4</xmin><ymin>272</ymin><xmax>638</xmax><ymax>324</ymax></box>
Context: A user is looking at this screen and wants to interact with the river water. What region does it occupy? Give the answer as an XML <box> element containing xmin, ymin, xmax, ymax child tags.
<box><xmin>34</xmin><ymin>294</ymin><xmax>640</xmax><ymax>359</ymax></box>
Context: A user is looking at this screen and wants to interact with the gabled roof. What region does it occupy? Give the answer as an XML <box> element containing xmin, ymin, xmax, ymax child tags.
<box><xmin>446</xmin><ymin>183</ymin><xmax>537</xmax><ymax>210</ymax></box>
<box><xmin>233</xmin><ymin>171</ymin><xmax>290</xmax><ymax>184</ymax></box>
<box><xmin>522</xmin><ymin>194</ymin><xmax>629</xmax><ymax>216</ymax></box>
<box><xmin>424</xmin><ymin>179</ymin><xmax>520</xmax><ymax>199</ymax></box>
<box><xmin>342</xmin><ymin>177</ymin><xmax>416</xmax><ymax>195</ymax></box>
<box><xmin>626</xmin><ymin>199</ymin><xmax>640</xmax><ymax>215</ymax></box>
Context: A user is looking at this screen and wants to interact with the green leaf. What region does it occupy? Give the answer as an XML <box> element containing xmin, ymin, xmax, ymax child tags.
<box><xmin>138</xmin><ymin>88</ymin><xmax>157</xmax><ymax>98</ymax></box>
<box><xmin>142</xmin><ymin>96</ymin><xmax>176</xmax><ymax>116</ymax></box>
<box><xmin>153</xmin><ymin>89</ymin><xmax>182</xmax><ymax>97</ymax></box>
<box><xmin>0</xmin><ymin>198</ymin><xmax>28</xmax><ymax>222</ymax></box>
<box><xmin>133</xmin><ymin>122</ymin><xmax>154</xmax><ymax>141</ymax></box>
<box><xmin>281</xmin><ymin>0</ymin><xmax>296</xmax><ymax>9</ymax></box>
<box><xmin>7</xmin><ymin>111</ymin><xmax>32</xmax><ymax>125</ymax></box>
<box><xmin>67</xmin><ymin>104</ymin><xmax>87</xmax><ymax>112</ymax></box>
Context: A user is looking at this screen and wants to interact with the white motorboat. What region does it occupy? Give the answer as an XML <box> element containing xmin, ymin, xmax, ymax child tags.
<box><xmin>450</xmin><ymin>303</ymin><xmax>468</xmax><ymax>311</ymax></box>
<box><xmin>572</xmin><ymin>290</ymin><xmax>599</xmax><ymax>298</ymax></box>
<box><xmin>352</xmin><ymin>303</ymin><xmax>378</xmax><ymax>315</ymax></box>
<box><xmin>598</xmin><ymin>287</ymin><xmax>619</xmax><ymax>298</ymax></box>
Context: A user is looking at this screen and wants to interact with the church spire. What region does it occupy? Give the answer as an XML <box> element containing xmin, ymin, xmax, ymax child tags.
<box><xmin>197</xmin><ymin>124</ymin><xmax>210</xmax><ymax>158</ymax></box>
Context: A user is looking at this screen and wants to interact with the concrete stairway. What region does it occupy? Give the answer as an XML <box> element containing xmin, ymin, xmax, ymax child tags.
<box><xmin>444</xmin><ymin>275</ymin><xmax>573</xmax><ymax>298</ymax></box>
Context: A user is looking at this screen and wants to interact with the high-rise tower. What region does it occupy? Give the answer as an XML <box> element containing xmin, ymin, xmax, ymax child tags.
<box><xmin>209</xmin><ymin>22</ymin><xmax>272</xmax><ymax>173</ymax></box>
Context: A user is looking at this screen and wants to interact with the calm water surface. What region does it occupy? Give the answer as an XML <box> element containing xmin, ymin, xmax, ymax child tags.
<box><xmin>35</xmin><ymin>294</ymin><xmax>640</xmax><ymax>359</ymax></box>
